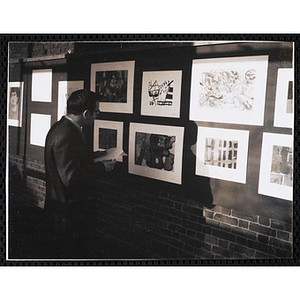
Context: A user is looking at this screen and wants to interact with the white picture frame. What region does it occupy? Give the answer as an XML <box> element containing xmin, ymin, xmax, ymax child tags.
<box><xmin>90</xmin><ymin>61</ymin><xmax>135</xmax><ymax>114</ymax></box>
<box><xmin>93</xmin><ymin>120</ymin><xmax>124</xmax><ymax>162</ymax></box>
<box><xmin>189</xmin><ymin>55</ymin><xmax>268</xmax><ymax>125</ymax></box>
<box><xmin>258</xmin><ymin>132</ymin><xmax>293</xmax><ymax>201</ymax></box>
<box><xmin>30</xmin><ymin>113</ymin><xmax>51</xmax><ymax>147</ymax></box>
<box><xmin>273</xmin><ymin>68</ymin><xmax>294</xmax><ymax>128</ymax></box>
<box><xmin>8</xmin><ymin>82</ymin><xmax>23</xmax><ymax>127</ymax></box>
<box><xmin>140</xmin><ymin>70</ymin><xmax>182</xmax><ymax>118</ymax></box>
<box><xmin>32</xmin><ymin>69</ymin><xmax>52</xmax><ymax>102</ymax></box>
<box><xmin>129</xmin><ymin>123</ymin><xmax>184</xmax><ymax>185</ymax></box>
<box><xmin>196</xmin><ymin>127</ymin><xmax>250</xmax><ymax>184</ymax></box>
<box><xmin>57</xmin><ymin>80</ymin><xmax>84</xmax><ymax>120</ymax></box>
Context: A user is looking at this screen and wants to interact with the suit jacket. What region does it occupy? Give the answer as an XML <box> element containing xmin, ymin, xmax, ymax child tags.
<box><xmin>44</xmin><ymin>117</ymin><xmax>105</xmax><ymax>235</ymax></box>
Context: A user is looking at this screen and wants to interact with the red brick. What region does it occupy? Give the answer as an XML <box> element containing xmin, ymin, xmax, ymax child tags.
<box><xmin>238</xmin><ymin>220</ymin><xmax>249</xmax><ymax>229</ymax></box>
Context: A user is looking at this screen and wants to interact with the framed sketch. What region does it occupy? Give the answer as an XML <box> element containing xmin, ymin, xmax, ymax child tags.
<box><xmin>90</xmin><ymin>61</ymin><xmax>135</xmax><ymax>114</ymax></box>
<box><xmin>196</xmin><ymin>127</ymin><xmax>250</xmax><ymax>184</ymax></box>
<box><xmin>58</xmin><ymin>80</ymin><xmax>84</xmax><ymax>120</ymax></box>
<box><xmin>258</xmin><ymin>133</ymin><xmax>293</xmax><ymax>201</ymax></box>
<box><xmin>30</xmin><ymin>113</ymin><xmax>51</xmax><ymax>147</ymax></box>
<box><xmin>274</xmin><ymin>68</ymin><xmax>294</xmax><ymax>128</ymax></box>
<box><xmin>93</xmin><ymin>120</ymin><xmax>124</xmax><ymax>162</ymax></box>
<box><xmin>32</xmin><ymin>69</ymin><xmax>52</xmax><ymax>102</ymax></box>
<box><xmin>189</xmin><ymin>55</ymin><xmax>268</xmax><ymax>125</ymax></box>
<box><xmin>8</xmin><ymin>82</ymin><xmax>23</xmax><ymax>127</ymax></box>
<box><xmin>129</xmin><ymin>123</ymin><xmax>184</xmax><ymax>185</ymax></box>
<box><xmin>140</xmin><ymin>70</ymin><xmax>182</xmax><ymax>118</ymax></box>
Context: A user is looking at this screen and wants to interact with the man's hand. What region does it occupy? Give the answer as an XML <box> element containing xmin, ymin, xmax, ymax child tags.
<box><xmin>102</xmin><ymin>160</ymin><xmax>117</xmax><ymax>172</ymax></box>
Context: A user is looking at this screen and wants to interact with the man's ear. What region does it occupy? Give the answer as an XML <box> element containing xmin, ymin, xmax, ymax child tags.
<box><xmin>83</xmin><ymin>110</ymin><xmax>88</xmax><ymax>119</ymax></box>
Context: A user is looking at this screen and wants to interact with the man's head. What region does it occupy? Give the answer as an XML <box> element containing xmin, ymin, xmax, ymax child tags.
<box><xmin>67</xmin><ymin>89</ymin><xmax>100</xmax><ymax>126</ymax></box>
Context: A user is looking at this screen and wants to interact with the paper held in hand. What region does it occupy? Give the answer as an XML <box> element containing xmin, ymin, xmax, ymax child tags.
<box><xmin>94</xmin><ymin>147</ymin><xmax>127</xmax><ymax>162</ymax></box>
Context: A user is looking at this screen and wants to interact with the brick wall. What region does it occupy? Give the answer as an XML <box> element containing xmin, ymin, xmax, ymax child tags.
<box><xmin>9</xmin><ymin>154</ymin><xmax>292</xmax><ymax>259</ymax></box>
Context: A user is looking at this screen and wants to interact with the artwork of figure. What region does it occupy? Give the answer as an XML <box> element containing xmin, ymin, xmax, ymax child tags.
<box><xmin>148</xmin><ymin>80</ymin><xmax>174</xmax><ymax>106</ymax></box>
<box><xmin>198</xmin><ymin>69</ymin><xmax>256</xmax><ymax>111</ymax></box>
<box><xmin>9</xmin><ymin>87</ymin><xmax>20</xmax><ymax>121</ymax></box>
<box><xmin>135</xmin><ymin>133</ymin><xmax>176</xmax><ymax>171</ymax></box>
<box><xmin>95</xmin><ymin>70</ymin><xmax>128</xmax><ymax>103</ymax></box>
<box><xmin>205</xmin><ymin>138</ymin><xmax>238</xmax><ymax>169</ymax></box>
<box><xmin>286</xmin><ymin>81</ymin><xmax>293</xmax><ymax>114</ymax></box>
<box><xmin>270</xmin><ymin>146</ymin><xmax>293</xmax><ymax>187</ymax></box>
<box><xmin>98</xmin><ymin>128</ymin><xmax>117</xmax><ymax>150</ymax></box>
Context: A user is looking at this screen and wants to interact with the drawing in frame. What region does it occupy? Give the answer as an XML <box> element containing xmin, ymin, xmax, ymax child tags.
<box><xmin>57</xmin><ymin>80</ymin><xmax>84</xmax><ymax>120</ymax></box>
<box><xmin>196</xmin><ymin>127</ymin><xmax>250</xmax><ymax>184</ymax></box>
<box><xmin>274</xmin><ymin>68</ymin><xmax>294</xmax><ymax>128</ymax></box>
<box><xmin>129</xmin><ymin>123</ymin><xmax>184</xmax><ymax>185</ymax></box>
<box><xmin>32</xmin><ymin>69</ymin><xmax>52</xmax><ymax>102</ymax></box>
<box><xmin>90</xmin><ymin>61</ymin><xmax>135</xmax><ymax>114</ymax></box>
<box><xmin>8</xmin><ymin>82</ymin><xmax>23</xmax><ymax>127</ymax></box>
<box><xmin>189</xmin><ymin>55</ymin><xmax>268</xmax><ymax>125</ymax></box>
<box><xmin>258</xmin><ymin>132</ymin><xmax>293</xmax><ymax>201</ymax></box>
<box><xmin>93</xmin><ymin>120</ymin><xmax>124</xmax><ymax>162</ymax></box>
<box><xmin>140</xmin><ymin>70</ymin><xmax>182</xmax><ymax>118</ymax></box>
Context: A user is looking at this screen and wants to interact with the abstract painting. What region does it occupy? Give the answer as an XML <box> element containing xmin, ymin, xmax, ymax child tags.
<box><xmin>129</xmin><ymin>123</ymin><xmax>184</xmax><ymax>184</ymax></box>
<box><xmin>57</xmin><ymin>80</ymin><xmax>84</xmax><ymax>120</ymax></box>
<box><xmin>190</xmin><ymin>56</ymin><xmax>268</xmax><ymax>125</ymax></box>
<box><xmin>258</xmin><ymin>133</ymin><xmax>293</xmax><ymax>201</ymax></box>
<box><xmin>90</xmin><ymin>61</ymin><xmax>135</xmax><ymax>113</ymax></box>
<box><xmin>196</xmin><ymin>127</ymin><xmax>250</xmax><ymax>183</ymax></box>
<box><xmin>32</xmin><ymin>69</ymin><xmax>52</xmax><ymax>102</ymax></box>
<box><xmin>274</xmin><ymin>68</ymin><xmax>294</xmax><ymax>128</ymax></box>
<box><xmin>8</xmin><ymin>82</ymin><xmax>23</xmax><ymax>127</ymax></box>
<box><xmin>141</xmin><ymin>70</ymin><xmax>182</xmax><ymax>117</ymax></box>
<box><xmin>93</xmin><ymin>120</ymin><xmax>123</xmax><ymax>162</ymax></box>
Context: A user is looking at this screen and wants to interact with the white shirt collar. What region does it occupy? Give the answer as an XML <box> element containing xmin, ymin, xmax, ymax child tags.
<box><xmin>65</xmin><ymin>115</ymin><xmax>83</xmax><ymax>132</ymax></box>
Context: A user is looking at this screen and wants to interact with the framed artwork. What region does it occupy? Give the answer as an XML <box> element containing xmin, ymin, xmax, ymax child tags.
<box><xmin>258</xmin><ymin>133</ymin><xmax>293</xmax><ymax>201</ymax></box>
<box><xmin>30</xmin><ymin>113</ymin><xmax>51</xmax><ymax>147</ymax></box>
<box><xmin>196</xmin><ymin>127</ymin><xmax>250</xmax><ymax>184</ymax></box>
<box><xmin>129</xmin><ymin>123</ymin><xmax>184</xmax><ymax>185</ymax></box>
<box><xmin>32</xmin><ymin>69</ymin><xmax>52</xmax><ymax>102</ymax></box>
<box><xmin>189</xmin><ymin>55</ymin><xmax>268</xmax><ymax>125</ymax></box>
<box><xmin>90</xmin><ymin>61</ymin><xmax>135</xmax><ymax>114</ymax></box>
<box><xmin>140</xmin><ymin>70</ymin><xmax>182</xmax><ymax>118</ymax></box>
<box><xmin>93</xmin><ymin>120</ymin><xmax>124</xmax><ymax>162</ymax></box>
<box><xmin>8</xmin><ymin>82</ymin><xmax>23</xmax><ymax>127</ymax></box>
<box><xmin>57</xmin><ymin>80</ymin><xmax>84</xmax><ymax>120</ymax></box>
<box><xmin>274</xmin><ymin>68</ymin><xmax>294</xmax><ymax>128</ymax></box>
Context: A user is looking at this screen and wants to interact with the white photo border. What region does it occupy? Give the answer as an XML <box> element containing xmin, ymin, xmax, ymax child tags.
<box><xmin>8</xmin><ymin>81</ymin><xmax>23</xmax><ymax>127</ymax></box>
<box><xmin>196</xmin><ymin>127</ymin><xmax>250</xmax><ymax>184</ymax></box>
<box><xmin>30</xmin><ymin>113</ymin><xmax>51</xmax><ymax>147</ymax></box>
<box><xmin>32</xmin><ymin>69</ymin><xmax>52</xmax><ymax>102</ymax></box>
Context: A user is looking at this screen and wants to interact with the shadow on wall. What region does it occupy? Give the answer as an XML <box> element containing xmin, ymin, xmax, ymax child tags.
<box><xmin>183</xmin><ymin>121</ymin><xmax>214</xmax><ymax>207</ymax></box>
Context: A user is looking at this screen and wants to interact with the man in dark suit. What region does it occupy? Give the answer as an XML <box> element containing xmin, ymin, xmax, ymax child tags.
<box><xmin>44</xmin><ymin>89</ymin><xmax>116</xmax><ymax>258</ymax></box>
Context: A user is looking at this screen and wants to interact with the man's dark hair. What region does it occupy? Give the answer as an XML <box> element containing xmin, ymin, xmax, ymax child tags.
<box><xmin>67</xmin><ymin>89</ymin><xmax>100</xmax><ymax>115</ymax></box>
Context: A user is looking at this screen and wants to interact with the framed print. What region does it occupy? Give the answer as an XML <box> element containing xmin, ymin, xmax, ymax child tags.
<box><xmin>258</xmin><ymin>133</ymin><xmax>293</xmax><ymax>201</ymax></box>
<box><xmin>274</xmin><ymin>68</ymin><xmax>294</xmax><ymax>128</ymax></box>
<box><xmin>196</xmin><ymin>127</ymin><xmax>250</xmax><ymax>184</ymax></box>
<box><xmin>30</xmin><ymin>113</ymin><xmax>51</xmax><ymax>147</ymax></box>
<box><xmin>129</xmin><ymin>123</ymin><xmax>184</xmax><ymax>185</ymax></box>
<box><xmin>93</xmin><ymin>120</ymin><xmax>124</xmax><ymax>162</ymax></box>
<box><xmin>90</xmin><ymin>61</ymin><xmax>135</xmax><ymax>114</ymax></box>
<box><xmin>32</xmin><ymin>69</ymin><xmax>52</xmax><ymax>102</ymax></box>
<box><xmin>8</xmin><ymin>82</ymin><xmax>23</xmax><ymax>127</ymax></box>
<box><xmin>140</xmin><ymin>70</ymin><xmax>182</xmax><ymax>118</ymax></box>
<box><xmin>189</xmin><ymin>55</ymin><xmax>268</xmax><ymax>125</ymax></box>
<box><xmin>57</xmin><ymin>80</ymin><xmax>84</xmax><ymax>120</ymax></box>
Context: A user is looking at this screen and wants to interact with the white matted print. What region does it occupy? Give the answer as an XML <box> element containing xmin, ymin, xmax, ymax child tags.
<box><xmin>93</xmin><ymin>120</ymin><xmax>123</xmax><ymax>162</ymax></box>
<box><xmin>129</xmin><ymin>123</ymin><xmax>184</xmax><ymax>185</ymax></box>
<box><xmin>30</xmin><ymin>113</ymin><xmax>51</xmax><ymax>147</ymax></box>
<box><xmin>258</xmin><ymin>133</ymin><xmax>293</xmax><ymax>201</ymax></box>
<box><xmin>190</xmin><ymin>56</ymin><xmax>268</xmax><ymax>125</ymax></box>
<box><xmin>90</xmin><ymin>61</ymin><xmax>135</xmax><ymax>114</ymax></box>
<box><xmin>8</xmin><ymin>82</ymin><xmax>23</xmax><ymax>127</ymax></box>
<box><xmin>196</xmin><ymin>127</ymin><xmax>250</xmax><ymax>184</ymax></box>
<box><xmin>32</xmin><ymin>69</ymin><xmax>52</xmax><ymax>102</ymax></box>
<box><xmin>274</xmin><ymin>68</ymin><xmax>294</xmax><ymax>128</ymax></box>
<box><xmin>141</xmin><ymin>70</ymin><xmax>182</xmax><ymax>118</ymax></box>
<box><xmin>58</xmin><ymin>81</ymin><xmax>84</xmax><ymax>120</ymax></box>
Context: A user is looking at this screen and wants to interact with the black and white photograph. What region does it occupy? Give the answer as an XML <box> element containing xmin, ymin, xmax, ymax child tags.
<box><xmin>6</xmin><ymin>40</ymin><xmax>294</xmax><ymax>264</ymax></box>
<box><xmin>8</xmin><ymin>82</ymin><xmax>23</xmax><ymax>127</ymax></box>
